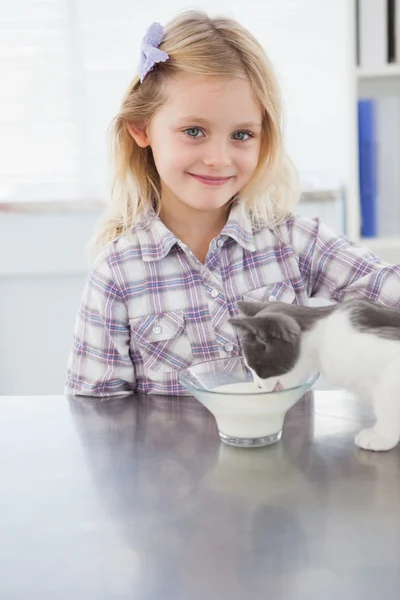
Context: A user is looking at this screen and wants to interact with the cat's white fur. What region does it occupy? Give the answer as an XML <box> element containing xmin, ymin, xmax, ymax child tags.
<box><xmin>255</xmin><ymin>309</ymin><xmax>400</xmax><ymax>452</ymax></box>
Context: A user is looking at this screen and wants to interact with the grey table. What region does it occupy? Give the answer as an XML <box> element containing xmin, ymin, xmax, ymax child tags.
<box><xmin>1</xmin><ymin>391</ymin><xmax>400</xmax><ymax>599</ymax></box>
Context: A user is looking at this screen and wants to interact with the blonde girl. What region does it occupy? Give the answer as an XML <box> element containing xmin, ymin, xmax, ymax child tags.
<box><xmin>66</xmin><ymin>11</ymin><xmax>400</xmax><ymax>397</ymax></box>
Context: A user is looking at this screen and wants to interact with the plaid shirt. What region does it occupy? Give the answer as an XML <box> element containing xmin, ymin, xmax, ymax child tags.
<box><xmin>66</xmin><ymin>203</ymin><xmax>400</xmax><ymax>397</ymax></box>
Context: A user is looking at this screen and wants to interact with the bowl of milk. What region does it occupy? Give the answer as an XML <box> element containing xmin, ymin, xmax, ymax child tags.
<box><xmin>179</xmin><ymin>357</ymin><xmax>319</xmax><ymax>447</ymax></box>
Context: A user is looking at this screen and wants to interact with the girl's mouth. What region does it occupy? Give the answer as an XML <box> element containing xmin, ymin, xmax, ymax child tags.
<box><xmin>188</xmin><ymin>173</ymin><xmax>233</xmax><ymax>186</ymax></box>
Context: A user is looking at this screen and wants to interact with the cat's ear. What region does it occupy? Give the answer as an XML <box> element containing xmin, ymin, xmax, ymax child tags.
<box><xmin>229</xmin><ymin>317</ymin><xmax>257</xmax><ymax>334</ymax></box>
<box><xmin>236</xmin><ymin>300</ymin><xmax>266</xmax><ymax>316</ymax></box>
<box><xmin>257</xmin><ymin>314</ymin><xmax>301</xmax><ymax>343</ymax></box>
<box><xmin>230</xmin><ymin>314</ymin><xmax>301</xmax><ymax>344</ymax></box>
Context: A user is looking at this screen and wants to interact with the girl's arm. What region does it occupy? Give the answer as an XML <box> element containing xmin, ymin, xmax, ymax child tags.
<box><xmin>65</xmin><ymin>255</ymin><xmax>135</xmax><ymax>397</ymax></box>
<box><xmin>290</xmin><ymin>216</ymin><xmax>400</xmax><ymax>306</ymax></box>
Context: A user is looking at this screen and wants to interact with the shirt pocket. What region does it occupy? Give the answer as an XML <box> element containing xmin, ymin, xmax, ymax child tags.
<box><xmin>129</xmin><ymin>311</ymin><xmax>193</xmax><ymax>373</ymax></box>
<box><xmin>241</xmin><ymin>280</ymin><xmax>296</xmax><ymax>304</ymax></box>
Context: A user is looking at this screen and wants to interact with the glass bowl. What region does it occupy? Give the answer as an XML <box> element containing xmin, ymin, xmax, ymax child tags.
<box><xmin>178</xmin><ymin>357</ymin><xmax>319</xmax><ymax>447</ymax></box>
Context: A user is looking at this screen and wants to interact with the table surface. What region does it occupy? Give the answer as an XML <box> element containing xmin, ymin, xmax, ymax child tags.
<box><xmin>1</xmin><ymin>391</ymin><xmax>400</xmax><ymax>599</ymax></box>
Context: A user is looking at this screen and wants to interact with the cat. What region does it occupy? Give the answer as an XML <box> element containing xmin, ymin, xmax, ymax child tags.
<box><xmin>230</xmin><ymin>298</ymin><xmax>400</xmax><ymax>452</ymax></box>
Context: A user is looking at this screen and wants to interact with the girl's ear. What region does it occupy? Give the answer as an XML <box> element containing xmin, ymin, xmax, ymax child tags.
<box><xmin>126</xmin><ymin>121</ymin><xmax>150</xmax><ymax>148</ymax></box>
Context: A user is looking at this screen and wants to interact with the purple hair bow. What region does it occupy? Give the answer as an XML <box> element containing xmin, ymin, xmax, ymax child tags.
<box><xmin>138</xmin><ymin>22</ymin><xmax>169</xmax><ymax>83</ymax></box>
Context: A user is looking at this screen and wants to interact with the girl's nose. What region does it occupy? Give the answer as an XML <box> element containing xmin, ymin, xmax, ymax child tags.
<box><xmin>202</xmin><ymin>141</ymin><xmax>232</xmax><ymax>169</ymax></box>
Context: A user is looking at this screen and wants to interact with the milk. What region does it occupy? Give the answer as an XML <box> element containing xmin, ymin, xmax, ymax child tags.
<box><xmin>198</xmin><ymin>381</ymin><xmax>302</xmax><ymax>439</ymax></box>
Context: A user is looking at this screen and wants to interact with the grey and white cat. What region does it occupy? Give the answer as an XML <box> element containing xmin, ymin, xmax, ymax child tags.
<box><xmin>230</xmin><ymin>299</ymin><xmax>400</xmax><ymax>452</ymax></box>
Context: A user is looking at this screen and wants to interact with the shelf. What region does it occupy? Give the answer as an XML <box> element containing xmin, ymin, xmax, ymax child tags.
<box><xmin>357</xmin><ymin>65</ymin><xmax>400</xmax><ymax>79</ymax></box>
<box><xmin>361</xmin><ymin>237</ymin><xmax>400</xmax><ymax>249</ymax></box>
<box><xmin>359</xmin><ymin>237</ymin><xmax>400</xmax><ymax>264</ymax></box>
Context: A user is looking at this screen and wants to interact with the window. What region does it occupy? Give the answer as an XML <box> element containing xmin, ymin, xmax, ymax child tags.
<box><xmin>1</xmin><ymin>0</ymin><xmax>82</xmax><ymax>202</ymax></box>
<box><xmin>0</xmin><ymin>0</ymin><xmax>142</xmax><ymax>204</ymax></box>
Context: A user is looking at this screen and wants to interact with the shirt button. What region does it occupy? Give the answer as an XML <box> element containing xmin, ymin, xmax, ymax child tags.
<box><xmin>217</xmin><ymin>238</ymin><xmax>224</xmax><ymax>248</ymax></box>
<box><xmin>268</xmin><ymin>295</ymin><xmax>277</xmax><ymax>302</ymax></box>
<box><xmin>210</xmin><ymin>289</ymin><xmax>219</xmax><ymax>299</ymax></box>
<box><xmin>224</xmin><ymin>342</ymin><xmax>234</xmax><ymax>353</ymax></box>
<box><xmin>152</xmin><ymin>325</ymin><xmax>162</xmax><ymax>335</ymax></box>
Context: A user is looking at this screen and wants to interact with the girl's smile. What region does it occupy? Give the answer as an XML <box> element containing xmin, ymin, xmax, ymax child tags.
<box><xmin>187</xmin><ymin>173</ymin><xmax>235</xmax><ymax>186</ymax></box>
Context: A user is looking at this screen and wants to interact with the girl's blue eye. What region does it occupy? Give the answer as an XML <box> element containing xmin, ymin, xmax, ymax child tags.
<box><xmin>232</xmin><ymin>131</ymin><xmax>253</xmax><ymax>142</ymax></box>
<box><xmin>185</xmin><ymin>127</ymin><xmax>203</xmax><ymax>138</ymax></box>
<box><xmin>183</xmin><ymin>128</ymin><xmax>254</xmax><ymax>141</ymax></box>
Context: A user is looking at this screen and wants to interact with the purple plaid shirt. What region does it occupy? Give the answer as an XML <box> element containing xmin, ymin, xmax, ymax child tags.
<box><xmin>66</xmin><ymin>203</ymin><xmax>400</xmax><ymax>397</ymax></box>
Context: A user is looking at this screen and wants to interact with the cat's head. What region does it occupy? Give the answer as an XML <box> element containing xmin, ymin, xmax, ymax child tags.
<box><xmin>230</xmin><ymin>301</ymin><xmax>302</xmax><ymax>391</ymax></box>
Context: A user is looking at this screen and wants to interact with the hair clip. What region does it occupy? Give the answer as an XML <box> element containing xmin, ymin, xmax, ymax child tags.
<box><xmin>138</xmin><ymin>22</ymin><xmax>169</xmax><ymax>83</ymax></box>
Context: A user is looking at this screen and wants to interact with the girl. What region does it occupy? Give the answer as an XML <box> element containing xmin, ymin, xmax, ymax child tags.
<box><xmin>66</xmin><ymin>11</ymin><xmax>400</xmax><ymax>397</ymax></box>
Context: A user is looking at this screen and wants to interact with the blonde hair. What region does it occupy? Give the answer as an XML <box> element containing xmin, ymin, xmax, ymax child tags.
<box><xmin>90</xmin><ymin>10</ymin><xmax>300</xmax><ymax>256</ymax></box>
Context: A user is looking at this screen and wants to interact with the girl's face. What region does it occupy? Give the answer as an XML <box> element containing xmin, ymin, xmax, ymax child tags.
<box><xmin>131</xmin><ymin>74</ymin><xmax>263</xmax><ymax>216</ymax></box>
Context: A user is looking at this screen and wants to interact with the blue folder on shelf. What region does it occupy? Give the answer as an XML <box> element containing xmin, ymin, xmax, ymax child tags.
<box><xmin>358</xmin><ymin>99</ymin><xmax>377</xmax><ymax>237</ymax></box>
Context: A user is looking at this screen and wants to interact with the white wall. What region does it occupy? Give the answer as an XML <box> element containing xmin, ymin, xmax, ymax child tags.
<box><xmin>0</xmin><ymin>211</ymin><xmax>100</xmax><ymax>394</ymax></box>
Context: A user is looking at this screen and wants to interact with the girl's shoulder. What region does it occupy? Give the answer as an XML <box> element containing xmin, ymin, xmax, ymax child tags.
<box><xmin>90</xmin><ymin>214</ymin><xmax>173</xmax><ymax>276</ymax></box>
<box><xmin>253</xmin><ymin>212</ymin><xmax>321</xmax><ymax>243</ymax></box>
<box><xmin>252</xmin><ymin>212</ymin><xmax>351</xmax><ymax>259</ymax></box>
<box><xmin>91</xmin><ymin>227</ymin><xmax>143</xmax><ymax>273</ymax></box>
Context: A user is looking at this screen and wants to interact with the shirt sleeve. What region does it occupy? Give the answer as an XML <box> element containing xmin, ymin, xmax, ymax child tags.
<box><xmin>65</xmin><ymin>249</ymin><xmax>135</xmax><ymax>397</ymax></box>
<box><xmin>289</xmin><ymin>215</ymin><xmax>400</xmax><ymax>306</ymax></box>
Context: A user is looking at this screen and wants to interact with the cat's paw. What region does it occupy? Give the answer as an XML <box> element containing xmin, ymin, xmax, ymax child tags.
<box><xmin>355</xmin><ymin>428</ymin><xmax>399</xmax><ymax>452</ymax></box>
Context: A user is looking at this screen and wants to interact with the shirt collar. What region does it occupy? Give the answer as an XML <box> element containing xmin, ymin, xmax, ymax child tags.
<box><xmin>136</xmin><ymin>212</ymin><xmax>179</xmax><ymax>262</ymax></box>
<box><xmin>220</xmin><ymin>202</ymin><xmax>257</xmax><ymax>252</ymax></box>
<box><xmin>136</xmin><ymin>202</ymin><xmax>256</xmax><ymax>262</ymax></box>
